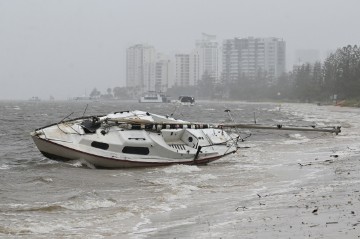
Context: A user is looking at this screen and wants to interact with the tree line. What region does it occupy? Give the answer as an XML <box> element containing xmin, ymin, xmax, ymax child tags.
<box><xmin>207</xmin><ymin>44</ymin><xmax>360</xmax><ymax>103</ymax></box>
<box><xmin>289</xmin><ymin>45</ymin><xmax>360</xmax><ymax>102</ymax></box>
<box><xmin>89</xmin><ymin>86</ymin><xmax>136</xmax><ymax>100</ymax></box>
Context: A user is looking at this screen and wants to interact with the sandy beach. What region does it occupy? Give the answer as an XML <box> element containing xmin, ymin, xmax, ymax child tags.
<box><xmin>230</xmin><ymin>150</ymin><xmax>360</xmax><ymax>239</ymax></box>
<box><xmin>218</xmin><ymin>104</ymin><xmax>360</xmax><ymax>239</ymax></box>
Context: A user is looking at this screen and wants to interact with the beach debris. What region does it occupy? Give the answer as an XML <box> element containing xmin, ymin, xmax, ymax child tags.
<box><xmin>310</xmin><ymin>224</ymin><xmax>319</xmax><ymax>227</ymax></box>
<box><xmin>235</xmin><ymin>206</ymin><xmax>247</xmax><ymax>211</ymax></box>
<box><xmin>312</xmin><ymin>207</ymin><xmax>318</xmax><ymax>215</ymax></box>
<box><xmin>298</xmin><ymin>162</ymin><xmax>312</xmax><ymax>167</ymax></box>
<box><xmin>326</xmin><ymin>221</ymin><xmax>338</xmax><ymax>225</ymax></box>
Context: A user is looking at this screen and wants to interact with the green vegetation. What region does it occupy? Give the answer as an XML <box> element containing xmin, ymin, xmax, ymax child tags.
<box><xmin>188</xmin><ymin>45</ymin><xmax>360</xmax><ymax>105</ymax></box>
<box><xmin>288</xmin><ymin>45</ymin><xmax>360</xmax><ymax>103</ymax></box>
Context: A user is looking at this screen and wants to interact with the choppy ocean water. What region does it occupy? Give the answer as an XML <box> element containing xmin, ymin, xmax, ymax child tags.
<box><xmin>1</xmin><ymin>100</ymin><xmax>359</xmax><ymax>238</ymax></box>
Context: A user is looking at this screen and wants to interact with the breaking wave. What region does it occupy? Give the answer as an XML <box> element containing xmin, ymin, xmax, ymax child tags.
<box><xmin>162</xmin><ymin>164</ymin><xmax>201</xmax><ymax>174</ymax></box>
<box><xmin>62</xmin><ymin>198</ymin><xmax>116</xmax><ymax>211</ymax></box>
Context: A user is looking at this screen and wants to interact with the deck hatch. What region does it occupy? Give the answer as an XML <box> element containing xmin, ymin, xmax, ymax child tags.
<box><xmin>122</xmin><ymin>146</ymin><xmax>150</xmax><ymax>155</ymax></box>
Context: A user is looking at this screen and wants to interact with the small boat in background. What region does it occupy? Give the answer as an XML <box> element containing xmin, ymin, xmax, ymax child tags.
<box><xmin>173</xmin><ymin>96</ymin><xmax>195</xmax><ymax>106</ymax></box>
<box><xmin>139</xmin><ymin>92</ymin><xmax>170</xmax><ymax>103</ymax></box>
<box><xmin>29</xmin><ymin>96</ymin><xmax>41</xmax><ymax>102</ymax></box>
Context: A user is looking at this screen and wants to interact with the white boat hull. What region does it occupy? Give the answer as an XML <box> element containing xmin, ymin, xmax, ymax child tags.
<box><xmin>139</xmin><ymin>92</ymin><xmax>169</xmax><ymax>103</ymax></box>
<box><xmin>31</xmin><ymin>111</ymin><xmax>238</xmax><ymax>168</ymax></box>
<box><xmin>32</xmin><ymin>134</ymin><xmax>232</xmax><ymax>168</ymax></box>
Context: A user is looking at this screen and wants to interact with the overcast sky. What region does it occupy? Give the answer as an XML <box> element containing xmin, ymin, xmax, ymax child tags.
<box><xmin>0</xmin><ymin>0</ymin><xmax>359</xmax><ymax>100</ymax></box>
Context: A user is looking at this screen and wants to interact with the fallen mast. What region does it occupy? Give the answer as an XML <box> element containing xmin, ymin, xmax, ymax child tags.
<box><xmin>217</xmin><ymin>123</ymin><xmax>341</xmax><ymax>135</ymax></box>
<box><xmin>106</xmin><ymin>118</ymin><xmax>341</xmax><ymax>135</ymax></box>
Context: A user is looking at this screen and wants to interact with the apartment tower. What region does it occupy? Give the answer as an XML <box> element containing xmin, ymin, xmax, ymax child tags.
<box><xmin>222</xmin><ymin>37</ymin><xmax>286</xmax><ymax>83</ymax></box>
<box><xmin>126</xmin><ymin>44</ymin><xmax>156</xmax><ymax>93</ymax></box>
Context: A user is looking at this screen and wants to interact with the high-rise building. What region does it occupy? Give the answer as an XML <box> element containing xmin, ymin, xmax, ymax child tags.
<box><xmin>222</xmin><ymin>37</ymin><xmax>286</xmax><ymax>83</ymax></box>
<box><xmin>155</xmin><ymin>56</ymin><xmax>173</xmax><ymax>93</ymax></box>
<box><xmin>126</xmin><ymin>44</ymin><xmax>156</xmax><ymax>93</ymax></box>
<box><xmin>174</xmin><ymin>52</ymin><xmax>200</xmax><ymax>87</ymax></box>
<box><xmin>174</xmin><ymin>34</ymin><xmax>220</xmax><ymax>87</ymax></box>
<box><xmin>195</xmin><ymin>33</ymin><xmax>220</xmax><ymax>83</ymax></box>
<box><xmin>174</xmin><ymin>54</ymin><xmax>190</xmax><ymax>87</ymax></box>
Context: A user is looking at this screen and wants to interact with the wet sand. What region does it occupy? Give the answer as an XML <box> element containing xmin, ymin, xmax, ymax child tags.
<box><xmin>215</xmin><ymin>105</ymin><xmax>360</xmax><ymax>239</ymax></box>
<box><xmin>139</xmin><ymin>104</ymin><xmax>360</xmax><ymax>238</ymax></box>
<box><xmin>234</xmin><ymin>154</ymin><xmax>360</xmax><ymax>239</ymax></box>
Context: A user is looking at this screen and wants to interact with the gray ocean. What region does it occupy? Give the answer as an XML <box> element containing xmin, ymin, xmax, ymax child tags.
<box><xmin>1</xmin><ymin>100</ymin><xmax>359</xmax><ymax>238</ymax></box>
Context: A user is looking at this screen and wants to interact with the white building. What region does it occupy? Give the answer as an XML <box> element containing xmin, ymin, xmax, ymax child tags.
<box><xmin>126</xmin><ymin>44</ymin><xmax>156</xmax><ymax>93</ymax></box>
<box><xmin>222</xmin><ymin>37</ymin><xmax>286</xmax><ymax>83</ymax></box>
<box><xmin>174</xmin><ymin>54</ymin><xmax>190</xmax><ymax>87</ymax></box>
<box><xmin>195</xmin><ymin>33</ymin><xmax>220</xmax><ymax>83</ymax></box>
<box><xmin>174</xmin><ymin>33</ymin><xmax>220</xmax><ymax>87</ymax></box>
<box><xmin>155</xmin><ymin>55</ymin><xmax>173</xmax><ymax>93</ymax></box>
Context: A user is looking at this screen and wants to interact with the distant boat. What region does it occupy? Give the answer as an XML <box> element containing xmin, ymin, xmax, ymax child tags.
<box><xmin>139</xmin><ymin>92</ymin><xmax>170</xmax><ymax>103</ymax></box>
<box><xmin>72</xmin><ymin>96</ymin><xmax>92</xmax><ymax>101</ymax></box>
<box><xmin>173</xmin><ymin>96</ymin><xmax>195</xmax><ymax>106</ymax></box>
<box><xmin>29</xmin><ymin>96</ymin><xmax>41</xmax><ymax>102</ymax></box>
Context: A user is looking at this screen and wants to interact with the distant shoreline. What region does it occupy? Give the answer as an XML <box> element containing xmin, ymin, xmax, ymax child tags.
<box><xmin>1</xmin><ymin>98</ymin><xmax>359</xmax><ymax>108</ymax></box>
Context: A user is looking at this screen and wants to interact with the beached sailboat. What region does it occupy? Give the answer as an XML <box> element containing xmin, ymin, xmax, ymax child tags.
<box><xmin>31</xmin><ymin>111</ymin><xmax>239</xmax><ymax>168</ymax></box>
<box><xmin>31</xmin><ymin>110</ymin><xmax>340</xmax><ymax>168</ymax></box>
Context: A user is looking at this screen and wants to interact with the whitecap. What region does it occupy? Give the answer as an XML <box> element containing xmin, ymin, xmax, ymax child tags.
<box><xmin>0</xmin><ymin>224</ymin><xmax>53</xmax><ymax>234</ymax></box>
<box><xmin>150</xmin><ymin>204</ymin><xmax>173</xmax><ymax>212</ymax></box>
<box><xmin>40</xmin><ymin>177</ymin><xmax>53</xmax><ymax>183</ymax></box>
<box><xmin>290</xmin><ymin>133</ymin><xmax>306</xmax><ymax>139</ymax></box>
<box><xmin>192</xmin><ymin>174</ymin><xmax>217</xmax><ymax>183</ymax></box>
<box><xmin>67</xmin><ymin>159</ymin><xmax>96</xmax><ymax>169</ymax></box>
<box><xmin>132</xmin><ymin>214</ymin><xmax>152</xmax><ymax>233</ymax></box>
<box><xmin>62</xmin><ymin>198</ymin><xmax>116</xmax><ymax>210</ymax></box>
<box><xmin>148</xmin><ymin>177</ymin><xmax>181</xmax><ymax>187</ymax></box>
<box><xmin>0</xmin><ymin>164</ymin><xmax>10</xmax><ymax>170</ymax></box>
<box><xmin>162</xmin><ymin>184</ymin><xmax>199</xmax><ymax>202</ymax></box>
<box><xmin>29</xmin><ymin>176</ymin><xmax>53</xmax><ymax>183</ymax></box>
<box><xmin>282</xmin><ymin>133</ymin><xmax>310</xmax><ymax>144</ymax></box>
<box><xmin>162</xmin><ymin>164</ymin><xmax>201</xmax><ymax>174</ymax></box>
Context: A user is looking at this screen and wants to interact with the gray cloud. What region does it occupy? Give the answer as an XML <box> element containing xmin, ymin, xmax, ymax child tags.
<box><xmin>0</xmin><ymin>0</ymin><xmax>359</xmax><ymax>99</ymax></box>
